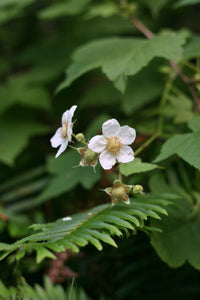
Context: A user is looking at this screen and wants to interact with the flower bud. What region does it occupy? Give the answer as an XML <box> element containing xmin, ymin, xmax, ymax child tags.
<box><xmin>132</xmin><ymin>185</ymin><xmax>143</xmax><ymax>194</ymax></box>
<box><xmin>75</xmin><ymin>133</ymin><xmax>85</xmax><ymax>143</ymax></box>
<box><xmin>104</xmin><ymin>180</ymin><xmax>131</xmax><ymax>205</ymax></box>
<box><xmin>78</xmin><ymin>146</ymin><xmax>98</xmax><ymax>168</ymax></box>
<box><xmin>84</xmin><ymin>149</ymin><xmax>98</xmax><ymax>164</ymax></box>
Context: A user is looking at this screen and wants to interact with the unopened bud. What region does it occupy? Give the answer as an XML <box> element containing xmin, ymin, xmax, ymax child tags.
<box><xmin>112</xmin><ymin>186</ymin><xmax>126</xmax><ymax>200</ymax></box>
<box><xmin>76</xmin><ymin>133</ymin><xmax>85</xmax><ymax>143</ymax></box>
<box><xmin>132</xmin><ymin>185</ymin><xmax>143</xmax><ymax>194</ymax></box>
<box><xmin>84</xmin><ymin>149</ymin><xmax>98</xmax><ymax>164</ymax></box>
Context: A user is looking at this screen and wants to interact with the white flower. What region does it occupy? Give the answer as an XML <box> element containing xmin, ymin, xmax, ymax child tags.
<box><xmin>88</xmin><ymin>119</ymin><xmax>136</xmax><ymax>170</ymax></box>
<box><xmin>50</xmin><ymin>105</ymin><xmax>77</xmax><ymax>158</ymax></box>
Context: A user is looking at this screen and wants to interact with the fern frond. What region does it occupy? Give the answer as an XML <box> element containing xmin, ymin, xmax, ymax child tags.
<box><xmin>0</xmin><ymin>194</ymin><xmax>173</xmax><ymax>262</ymax></box>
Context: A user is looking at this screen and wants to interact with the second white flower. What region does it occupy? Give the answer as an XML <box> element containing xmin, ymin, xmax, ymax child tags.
<box><xmin>88</xmin><ymin>119</ymin><xmax>136</xmax><ymax>170</ymax></box>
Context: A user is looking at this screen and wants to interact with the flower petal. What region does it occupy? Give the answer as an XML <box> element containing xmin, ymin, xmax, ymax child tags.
<box><xmin>55</xmin><ymin>139</ymin><xmax>69</xmax><ymax>158</ymax></box>
<box><xmin>50</xmin><ymin>128</ymin><xmax>62</xmax><ymax>148</ymax></box>
<box><xmin>117</xmin><ymin>125</ymin><xmax>136</xmax><ymax>145</ymax></box>
<box><xmin>102</xmin><ymin>119</ymin><xmax>120</xmax><ymax>138</ymax></box>
<box><xmin>88</xmin><ymin>135</ymin><xmax>106</xmax><ymax>153</ymax></box>
<box><xmin>62</xmin><ymin>105</ymin><xmax>77</xmax><ymax>125</ymax></box>
<box><xmin>99</xmin><ymin>150</ymin><xmax>116</xmax><ymax>170</ymax></box>
<box><xmin>116</xmin><ymin>145</ymin><xmax>134</xmax><ymax>163</ymax></box>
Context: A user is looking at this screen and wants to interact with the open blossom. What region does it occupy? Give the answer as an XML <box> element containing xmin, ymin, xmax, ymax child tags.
<box><xmin>50</xmin><ymin>105</ymin><xmax>77</xmax><ymax>158</ymax></box>
<box><xmin>88</xmin><ymin>119</ymin><xmax>136</xmax><ymax>170</ymax></box>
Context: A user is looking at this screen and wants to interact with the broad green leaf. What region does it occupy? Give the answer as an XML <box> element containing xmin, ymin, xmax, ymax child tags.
<box><xmin>39</xmin><ymin>0</ymin><xmax>91</xmax><ymax>19</ymax></box>
<box><xmin>188</xmin><ymin>116</ymin><xmax>200</xmax><ymax>132</ymax></box>
<box><xmin>183</xmin><ymin>36</ymin><xmax>200</xmax><ymax>59</ymax></box>
<box><xmin>0</xmin><ymin>80</ymin><xmax>50</xmax><ymax>114</ymax></box>
<box><xmin>0</xmin><ymin>0</ymin><xmax>35</xmax><ymax>7</ymax></box>
<box><xmin>154</xmin><ymin>132</ymin><xmax>200</xmax><ymax>170</ymax></box>
<box><xmin>0</xmin><ymin>117</ymin><xmax>50</xmax><ymax>166</ymax></box>
<box><xmin>57</xmin><ymin>31</ymin><xmax>186</xmax><ymax>93</ymax></box>
<box><xmin>120</xmin><ymin>158</ymin><xmax>158</xmax><ymax>176</ymax></box>
<box><xmin>34</xmin><ymin>151</ymin><xmax>101</xmax><ymax>203</ymax></box>
<box><xmin>85</xmin><ymin>3</ymin><xmax>120</xmax><ymax>19</ymax></box>
<box><xmin>174</xmin><ymin>0</ymin><xmax>200</xmax><ymax>8</ymax></box>
<box><xmin>161</xmin><ymin>92</ymin><xmax>194</xmax><ymax>123</ymax></box>
<box><xmin>151</xmin><ymin>197</ymin><xmax>200</xmax><ymax>270</ymax></box>
<box><xmin>140</xmin><ymin>0</ymin><xmax>171</xmax><ymax>17</ymax></box>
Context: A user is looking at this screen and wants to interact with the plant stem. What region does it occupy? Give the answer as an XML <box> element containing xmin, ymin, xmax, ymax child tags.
<box><xmin>134</xmin><ymin>132</ymin><xmax>159</xmax><ymax>156</ymax></box>
<box><xmin>130</xmin><ymin>15</ymin><xmax>200</xmax><ymax>111</ymax></box>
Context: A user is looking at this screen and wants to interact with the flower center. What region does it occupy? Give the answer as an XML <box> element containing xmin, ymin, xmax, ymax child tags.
<box><xmin>106</xmin><ymin>136</ymin><xmax>122</xmax><ymax>155</ymax></box>
<box><xmin>61</xmin><ymin>122</ymin><xmax>68</xmax><ymax>138</ymax></box>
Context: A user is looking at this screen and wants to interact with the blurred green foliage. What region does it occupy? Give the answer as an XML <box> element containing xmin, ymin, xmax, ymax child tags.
<box><xmin>1</xmin><ymin>0</ymin><xmax>200</xmax><ymax>299</ymax></box>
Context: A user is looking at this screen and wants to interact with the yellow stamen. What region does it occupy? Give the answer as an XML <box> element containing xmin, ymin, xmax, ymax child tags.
<box><xmin>106</xmin><ymin>136</ymin><xmax>122</xmax><ymax>155</ymax></box>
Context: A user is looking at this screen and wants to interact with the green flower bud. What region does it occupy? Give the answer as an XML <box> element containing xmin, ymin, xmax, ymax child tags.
<box><xmin>76</xmin><ymin>133</ymin><xmax>85</xmax><ymax>142</ymax></box>
<box><xmin>132</xmin><ymin>185</ymin><xmax>143</xmax><ymax>194</ymax></box>
<box><xmin>84</xmin><ymin>149</ymin><xmax>98</xmax><ymax>164</ymax></box>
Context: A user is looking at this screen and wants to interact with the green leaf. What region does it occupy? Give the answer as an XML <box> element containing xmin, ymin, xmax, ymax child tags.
<box><xmin>154</xmin><ymin>132</ymin><xmax>200</xmax><ymax>170</ymax></box>
<box><xmin>0</xmin><ymin>195</ymin><xmax>169</xmax><ymax>261</ymax></box>
<box><xmin>120</xmin><ymin>158</ymin><xmax>158</xmax><ymax>176</ymax></box>
<box><xmin>161</xmin><ymin>92</ymin><xmax>194</xmax><ymax>123</ymax></box>
<box><xmin>0</xmin><ymin>82</ymin><xmax>50</xmax><ymax>114</ymax></box>
<box><xmin>174</xmin><ymin>0</ymin><xmax>200</xmax><ymax>8</ymax></box>
<box><xmin>85</xmin><ymin>3</ymin><xmax>120</xmax><ymax>19</ymax></box>
<box><xmin>34</xmin><ymin>246</ymin><xmax>56</xmax><ymax>264</ymax></box>
<box><xmin>57</xmin><ymin>31</ymin><xmax>186</xmax><ymax>93</ymax></box>
<box><xmin>188</xmin><ymin>116</ymin><xmax>200</xmax><ymax>132</ymax></box>
<box><xmin>32</xmin><ymin>151</ymin><xmax>101</xmax><ymax>205</ymax></box>
<box><xmin>0</xmin><ymin>116</ymin><xmax>50</xmax><ymax>166</ymax></box>
<box><xmin>151</xmin><ymin>197</ymin><xmax>200</xmax><ymax>270</ymax></box>
<box><xmin>39</xmin><ymin>0</ymin><xmax>91</xmax><ymax>19</ymax></box>
<box><xmin>183</xmin><ymin>35</ymin><xmax>200</xmax><ymax>59</ymax></box>
<box><xmin>140</xmin><ymin>0</ymin><xmax>171</xmax><ymax>17</ymax></box>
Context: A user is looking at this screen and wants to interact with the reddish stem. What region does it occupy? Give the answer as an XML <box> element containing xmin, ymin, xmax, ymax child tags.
<box><xmin>130</xmin><ymin>16</ymin><xmax>200</xmax><ymax>111</ymax></box>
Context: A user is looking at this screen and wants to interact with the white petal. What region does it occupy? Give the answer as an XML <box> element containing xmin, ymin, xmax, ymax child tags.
<box><xmin>69</xmin><ymin>105</ymin><xmax>77</xmax><ymax>116</ymax></box>
<box><xmin>116</xmin><ymin>145</ymin><xmax>134</xmax><ymax>163</ymax></box>
<box><xmin>88</xmin><ymin>135</ymin><xmax>106</xmax><ymax>153</ymax></box>
<box><xmin>62</xmin><ymin>105</ymin><xmax>77</xmax><ymax>125</ymax></box>
<box><xmin>99</xmin><ymin>150</ymin><xmax>116</xmax><ymax>170</ymax></box>
<box><xmin>55</xmin><ymin>139</ymin><xmax>69</xmax><ymax>158</ymax></box>
<box><xmin>117</xmin><ymin>126</ymin><xmax>136</xmax><ymax>145</ymax></box>
<box><xmin>50</xmin><ymin>128</ymin><xmax>62</xmax><ymax>148</ymax></box>
<box><xmin>102</xmin><ymin>119</ymin><xmax>120</xmax><ymax>138</ymax></box>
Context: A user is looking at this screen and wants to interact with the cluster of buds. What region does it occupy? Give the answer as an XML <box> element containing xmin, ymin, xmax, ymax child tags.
<box><xmin>50</xmin><ymin>105</ymin><xmax>144</xmax><ymax>206</ymax></box>
<box><xmin>104</xmin><ymin>180</ymin><xmax>143</xmax><ymax>206</ymax></box>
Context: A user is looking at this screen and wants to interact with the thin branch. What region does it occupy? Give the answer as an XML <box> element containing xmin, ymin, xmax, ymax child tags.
<box><xmin>131</xmin><ymin>16</ymin><xmax>200</xmax><ymax>111</ymax></box>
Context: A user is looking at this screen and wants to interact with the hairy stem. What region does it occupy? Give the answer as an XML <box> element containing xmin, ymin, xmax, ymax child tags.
<box><xmin>130</xmin><ymin>16</ymin><xmax>200</xmax><ymax>111</ymax></box>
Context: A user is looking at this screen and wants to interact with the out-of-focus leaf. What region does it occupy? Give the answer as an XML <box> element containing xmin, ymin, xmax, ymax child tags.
<box><xmin>174</xmin><ymin>0</ymin><xmax>200</xmax><ymax>8</ymax></box>
<box><xmin>151</xmin><ymin>196</ymin><xmax>200</xmax><ymax>270</ymax></box>
<box><xmin>85</xmin><ymin>3</ymin><xmax>119</xmax><ymax>19</ymax></box>
<box><xmin>138</xmin><ymin>0</ymin><xmax>171</xmax><ymax>17</ymax></box>
<box><xmin>120</xmin><ymin>158</ymin><xmax>158</xmax><ymax>176</ymax></box>
<box><xmin>183</xmin><ymin>36</ymin><xmax>200</xmax><ymax>59</ymax></box>
<box><xmin>34</xmin><ymin>151</ymin><xmax>101</xmax><ymax>203</ymax></box>
<box><xmin>0</xmin><ymin>78</ymin><xmax>50</xmax><ymax>114</ymax></box>
<box><xmin>0</xmin><ymin>117</ymin><xmax>50</xmax><ymax>166</ymax></box>
<box><xmin>39</xmin><ymin>0</ymin><xmax>91</xmax><ymax>19</ymax></box>
<box><xmin>154</xmin><ymin>118</ymin><xmax>200</xmax><ymax>170</ymax></box>
<box><xmin>58</xmin><ymin>31</ymin><xmax>186</xmax><ymax>93</ymax></box>
<box><xmin>161</xmin><ymin>92</ymin><xmax>194</xmax><ymax>123</ymax></box>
